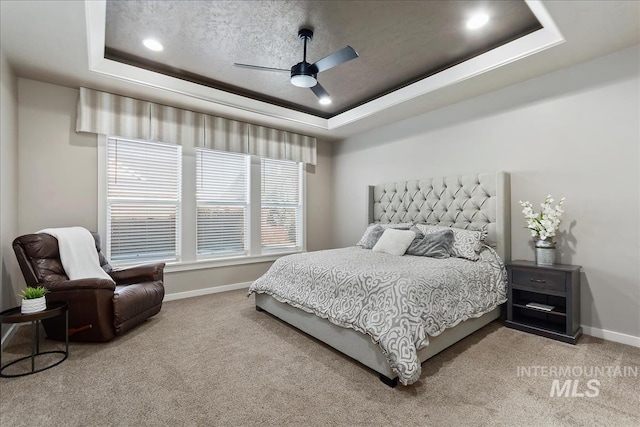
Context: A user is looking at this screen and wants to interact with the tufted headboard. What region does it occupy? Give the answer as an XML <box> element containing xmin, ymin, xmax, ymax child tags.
<box><xmin>369</xmin><ymin>172</ymin><xmax>511</xmax><ymax>261</ymax></box>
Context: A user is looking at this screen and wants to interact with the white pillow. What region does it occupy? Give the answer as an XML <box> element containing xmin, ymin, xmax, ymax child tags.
<box><xmin>356</xmin><ymin>222</ymin><xmax>413</xmax><ymax>246</ymax></box>
<box><xmin>372</xmin><ymin>229</ymin><xmax>416</xmax><ymax>256</ymax></box>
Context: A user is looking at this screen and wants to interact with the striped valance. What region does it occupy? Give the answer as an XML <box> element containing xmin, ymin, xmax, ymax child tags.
<box><xmin>76</xmin><ymin>87</ymin><xmax>317</xmax><ymax>165</ymax></box>
<box><xmin>76</xmin><ymin>89</ymin><xmax>152</xmax><ymax>140</ymax></box>
<box><xmin>151</xmin><ymin>104</ymin><xmax>205</xmax><ymax>147</ymax></box>
<box><xmin>202</xmin><ymin>116</ymin><xmax>248</xmax><ymax>155</ymax></box>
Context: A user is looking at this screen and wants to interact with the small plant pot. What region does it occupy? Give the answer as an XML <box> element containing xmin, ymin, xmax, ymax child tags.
<box><xmin>21</xmin><ymin>296</ymin><xmax>47</xmax><ymax>314</ymax></box>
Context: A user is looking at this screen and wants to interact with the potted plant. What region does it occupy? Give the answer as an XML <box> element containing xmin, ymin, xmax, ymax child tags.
<box><xmin>20</xmin><ymin>286</ymin><xmax>48</xmax><ymax>314</ymax></box>
<box><xmin>519</xmin><ymin>195</ymin><xmax>565</xmax><ymax>265</ymax></box>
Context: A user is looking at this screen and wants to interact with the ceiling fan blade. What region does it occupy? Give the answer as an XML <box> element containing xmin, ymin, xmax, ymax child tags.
<box><xmin>310</xmin><ymin>82</ymin><xmax>330</xmax><ymax>100</ymax></box>
<box><xmin>233</xmin><ymin>63</ymin><xmax>290</xmax><ymax>73</ymax></box>
<box><xmin>311</xmin><ymin>46</ymin><xmax>359</xmax><ymax>73</ymax></box>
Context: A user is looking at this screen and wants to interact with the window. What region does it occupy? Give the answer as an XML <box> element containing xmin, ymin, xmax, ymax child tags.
<box><xmin>261</xmin><ymin>158</ymin><xmax>302</xmax><ymax>251</ymax></box>
<box><xmin>106</xmin><ymin>138</ymin><xmax>182</xmax><ymax>263</ymax></box>
<box><xmin>102</xmin><ymin>138</ymin><xmax>304</xmax><ymax>267</ymax></box>
<box><xmin>196</xmin><ymin>149</ymin><xmax>249</xmax><ymax>257</ymax></box>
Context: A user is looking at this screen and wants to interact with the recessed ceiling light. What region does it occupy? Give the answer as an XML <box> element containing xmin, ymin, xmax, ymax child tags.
<box><xmin>318</xmin><ymin>96</ymin><xmax>332</xmax><ymax>105</ymax></box>
<box><xmin>143</xmin><ymin>38</ymin><xmax>164</xmax><ymax>52</ymax></box>
<box><xmin>466</xmin><ymin>13</ymin><xmax>490</xmax><ymax>30</ymax></box>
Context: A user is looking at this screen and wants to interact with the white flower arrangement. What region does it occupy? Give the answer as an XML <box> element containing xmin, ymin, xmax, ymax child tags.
<box><xmin>519</xmin><ymin>195</ymin><xmax>565</xmax><ymax>241</ymax></box>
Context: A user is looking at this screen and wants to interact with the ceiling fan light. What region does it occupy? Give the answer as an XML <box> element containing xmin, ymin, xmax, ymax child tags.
<box><xmin>318</xmin><ymin>96</ymin><xmax>332</xmax><ymax>105</ymax></box>
<box><xmin>291</xmin><ymin>74</ymin><xmax>317</xmax><ymax>88</ymax></box>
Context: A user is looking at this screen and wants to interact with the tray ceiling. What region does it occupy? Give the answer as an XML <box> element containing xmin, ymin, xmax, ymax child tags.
<box><xmin>104</xmin><ymin>0</ymin><xmax>542</xmax><ymax>119</ymax></box>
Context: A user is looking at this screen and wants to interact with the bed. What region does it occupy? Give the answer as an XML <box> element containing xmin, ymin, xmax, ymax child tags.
<box><xmin>249</xmin><ymin>172</ymin><xmax>511</xmax><ymax>386</ymax></box>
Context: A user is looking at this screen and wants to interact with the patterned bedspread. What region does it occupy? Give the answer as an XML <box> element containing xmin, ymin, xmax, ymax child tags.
<box><xmin>248</xmin><ymin>246</ymin><xmax>507</xmax><ymax>385</ymax></box>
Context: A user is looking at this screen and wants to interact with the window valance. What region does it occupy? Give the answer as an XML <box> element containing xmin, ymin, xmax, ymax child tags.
<box><xmin>202</xmin><ymin>115</ymin><xmax>248</xmax><ymax>155</ymax></box>
<box><xmin>76</xmin><ymin>88</ymin><xmax>152</xmax><ymax>140</ymax></box>
<box><xmin>151</xmin><ymin>104</ymin><xmax>205</xmax><ymax>147</ymax></box>
<box><xmin>76</xmin><ymin>87</ymin><xmax>317</xmax><ymax>165</ymax></box>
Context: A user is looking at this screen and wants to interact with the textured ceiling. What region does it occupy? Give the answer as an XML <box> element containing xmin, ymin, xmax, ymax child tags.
<box><xmin>104</xmin><ymin>0</ymin><xmax>541</xmax><ymax>118</ymax></box>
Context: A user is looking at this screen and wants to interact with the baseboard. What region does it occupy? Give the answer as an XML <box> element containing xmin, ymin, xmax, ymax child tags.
<box><xmin>582</xmin><ymin>325</ymin><xmax>640</xmax><ymax>348</ymax></box>
<box><xmin>163</xmin><ymin>281</ymin><xmax>252</xmax><ymax>302</ymax></box>
<box><xmin>1</xmin><ymin>324</ymin><xmax>19</xmax><ymax>351</ymax></box>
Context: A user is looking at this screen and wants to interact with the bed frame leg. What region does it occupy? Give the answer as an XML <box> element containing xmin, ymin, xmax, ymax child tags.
<box><xmin>379</xmin><ymin>374</ymin><xmax>398</xmax><ymax>388</ymax></box>
<box><xmin>255</xmin><ymin>305</ymin><xmax>265</xmax><ymax>312</ymax></box>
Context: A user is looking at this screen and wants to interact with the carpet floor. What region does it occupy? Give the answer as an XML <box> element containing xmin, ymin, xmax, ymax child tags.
<box><xmin>1</xmin><ymin>289</ymin><xmax>638</xmax><ymax>426</ymax></box>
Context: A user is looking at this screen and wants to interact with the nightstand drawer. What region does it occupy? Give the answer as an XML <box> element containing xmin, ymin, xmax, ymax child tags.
<box><xmin>511</xmin><ymin>268</ymin><xmax>566</xmax><ymax>292</ymax></box>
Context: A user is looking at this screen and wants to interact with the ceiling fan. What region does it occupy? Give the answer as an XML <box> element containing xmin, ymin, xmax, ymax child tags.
<box><xmin>234</xmin><ymin>28</ymin><xmax>359</xmax><ymax>105</ymax></box>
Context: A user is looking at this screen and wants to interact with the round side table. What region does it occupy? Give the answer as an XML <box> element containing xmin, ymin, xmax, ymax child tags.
<box><xmin>0</xmin><ymin>301</ymin><xmax>68</xmax><ymax>377</ymax></box>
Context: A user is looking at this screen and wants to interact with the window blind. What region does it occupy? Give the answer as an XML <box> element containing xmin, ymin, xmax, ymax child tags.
<box><xmin>196</xmin><ymin>148</ymin><xmax>249</xmax><ymax>256</ymax></box>
<box><xmin>261</xmin><ymin>158</ymin><xmax>301</xmax><ymax>250</ymax></box>
<box><xmin>107</xmin><ymin>138</ymin><xmax>182</xmax><ymax>262</ymax></box>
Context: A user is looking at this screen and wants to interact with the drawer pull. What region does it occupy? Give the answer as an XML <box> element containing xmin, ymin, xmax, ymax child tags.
<box><xmin>530</xmin><ymin>278</ymin><xmax>546</xmax><ymax>283</ymax></box>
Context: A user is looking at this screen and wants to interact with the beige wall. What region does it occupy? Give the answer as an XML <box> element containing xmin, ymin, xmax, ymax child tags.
<box><xmin>331</xmin><ymin>46</ymin><xmax>640</xmax><ymax>339</ymax></box>
<box><xmin>18</xmin><ymin>80</ymin><xmax>98</xmax><ymax>233</ymax></box>
<box><xmin>1</xmin><ymin>50</ymin><xmax>20</xmax><ymax>327</ymax></box>
<box><xmin>16</xmin><ymin>78</ymin><xmax>334</xmax><ymax>295</ymax></box>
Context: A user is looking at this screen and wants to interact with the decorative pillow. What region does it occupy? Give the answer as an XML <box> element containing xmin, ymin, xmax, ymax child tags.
<box><xmin>360</xmin><ymin>225</ymin><xmax>386</xmax><ymax>249</ymax></box>
<box><xmin>408</xmin><ymin>225</ymin><xmax>424</xmax><ymax>238</ymax></box>
<box><xmin>356</xmin><ymin>222</ymin><xmax>413</xmax><ymax>246</ymax></box>
<box><xmin>406</xmin><ymin>229</ymin><xmax>454</xmax><ymax>258</ymax></box>
<box><xmin>372</xmin><ymin>229</ymin><xmax>416</xmax><ymax>256</ymax></box>
<box><xmin>415</xmin><ymin>224</ymin><xmax>487</xmax><ymax>261</ymax></box>
<box><xmin>405</xmin><ymin>225</ymin><xmax>426</xmax><ymax>249</ymax></box>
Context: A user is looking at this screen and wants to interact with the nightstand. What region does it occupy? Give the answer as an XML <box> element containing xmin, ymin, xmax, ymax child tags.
<box><xmin>506</xmin><ymin>261</ymin><xmax>582</xmax><ymax>344</ymax></box>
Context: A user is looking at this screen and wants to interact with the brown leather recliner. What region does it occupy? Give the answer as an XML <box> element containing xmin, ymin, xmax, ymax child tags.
<box><xmin>12</xmin><ymin>232</ymin><xmax>165</xmax><ymax>342</ymax></box>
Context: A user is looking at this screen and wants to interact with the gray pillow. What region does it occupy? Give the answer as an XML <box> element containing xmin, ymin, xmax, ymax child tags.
<box><xmin>406</xmin><ymin>226</ymin><xmax>426</xmax><ymax>254</ymax></box>
<box><xmin>409</xmin><ymin>225</ymin><xmax>423</xmax><ymax>237</ymax></box>
<box><xmin>416</xmin><ymin>224</ymin><xmax>486</xmax><ymax>261</ymax></box>
<box><xmin>406</xmin><ymin>229</ymin><xmax>454</xmax><ymax>258</ymax></box>
<box><xmin>361</xmin><ymin>225</ymin><xmax>386</xmax><ymax>249</ymax></box>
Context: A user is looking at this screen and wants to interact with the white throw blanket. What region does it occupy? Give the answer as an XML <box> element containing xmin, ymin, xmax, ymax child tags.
<box><xmin>38</xmin><ymin>226</ymin><xmax>115</xmax><ymax>283</ymax></box>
